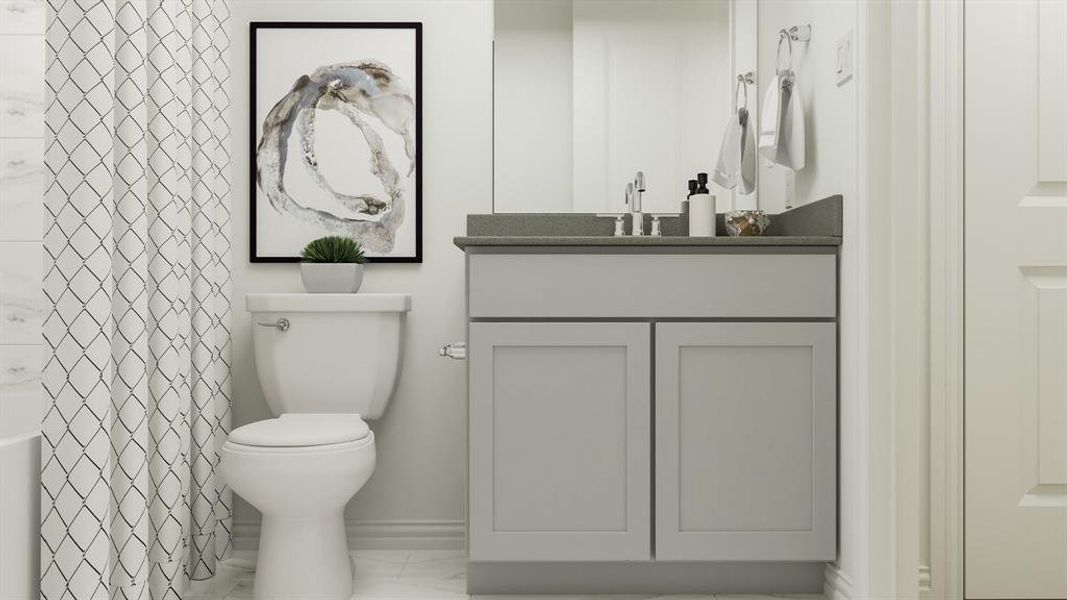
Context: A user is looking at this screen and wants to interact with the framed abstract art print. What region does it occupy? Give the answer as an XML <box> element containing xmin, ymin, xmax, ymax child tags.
<box><xmin>250</xmin><ymin>22</ymin><xmax>422</xmax><ymax>262</ymax></box>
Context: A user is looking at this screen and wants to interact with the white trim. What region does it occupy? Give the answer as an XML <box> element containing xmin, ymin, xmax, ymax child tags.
<box><xmin>824</xmin><ymin>563</ymin><xmax>856</xmax><ymax>600</ymax></box>
<box><xmin>923</xmin><ymin>1</ymin><xmax>965</xmax><ymax>599</ymax></box>
<box><xmin>860</xmin><ymin>1</ymin><xmax>949</xmax><ymax>598</ymax></box>
<box><xmin>889</xmin><ymin>1</ymin><xmax>931</xmax><ymax>599</ymax></box>
<box><xmin>858</xmin><ymin>0</ymin><xmax>894</xmax><ymax>595</ymax></box>
<box><xmin>233</xmin><ymin>520</ymin><xmax>466</xmax><ymax>551</ymax></box>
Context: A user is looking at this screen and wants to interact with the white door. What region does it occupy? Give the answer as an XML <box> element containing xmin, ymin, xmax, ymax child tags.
<box><xmin>965</xmin><ymin>1</ymin><xmax>1067</xmax><ymax>597</ymax></box>
<box><xmin>570</xmin><ymin>0</ymin><xmax>730</xmax><ymax>214</ymax></box>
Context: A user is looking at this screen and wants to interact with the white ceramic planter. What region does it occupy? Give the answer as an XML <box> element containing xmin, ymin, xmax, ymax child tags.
<box><xmin>300</xmin><ymin>263</ymin><xmax>364</xmax><ymax>293</ymax></box>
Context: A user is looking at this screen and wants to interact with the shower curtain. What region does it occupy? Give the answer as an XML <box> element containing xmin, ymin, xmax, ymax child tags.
<box><xmin>40</xmin><ymin>1</ymin><xmax>232</xmax><ymax>598</ymax></box>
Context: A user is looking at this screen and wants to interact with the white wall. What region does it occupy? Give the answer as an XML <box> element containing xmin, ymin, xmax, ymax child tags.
<box><xmin>493</xmin><ymin>0</ymin><xmax>573</xmax><ymax>213</ymax></box>
<box><xmin>230</xmin><ymin>0</ymin><xmax>493</xmax><ymax>546</ymax></box>
<box><xmin>757</xmin><ymin>1</ymin><xmax>857</xmax><ymax>214</ymax></box>
<box><xmin>0</xmin><ymin>0</ymin><xmax>45</xmax><ymax>440</ymax></box>
<box><xmin>757</xmin><ymin>1</ymin><xmax>865</xmax><ymax>595</ymax></box>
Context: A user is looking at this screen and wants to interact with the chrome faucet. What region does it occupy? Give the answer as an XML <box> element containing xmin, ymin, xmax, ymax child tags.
<box><xmin>627</xmin><ymin>172</ymin><xmax>646</xmax><ymax>236</ymax></box>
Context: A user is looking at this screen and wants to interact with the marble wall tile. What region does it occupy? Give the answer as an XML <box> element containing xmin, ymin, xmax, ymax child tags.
<box><xmin>0</xmin><ymin>34</ymin><xmax>45</xmax><ymax>137</ymax></box>
<box><xmin>0</xmin><ymin>343</ymin><xmax>40</xmax><ymax>393</ymax></box>
<box><xmin>0</xmin><ymin>241</ymin><xmax>44</xmax><ymax>345</ymax></box>
<box><xmin>0</xmin><ymin>390</ymin><xmax>42</xmax><ymax>437</ymax></box>
<box><xmin>0</xmin><ymin>138</ymin><xmax>43</xmax><ymax>241</ymax></box>
<box><xmin>0</xmin><ymin>1</ymin><xmax>44</xmax><ymax>35</ymax></box>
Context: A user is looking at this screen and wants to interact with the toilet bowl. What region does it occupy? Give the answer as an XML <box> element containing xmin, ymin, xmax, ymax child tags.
<box><xmin>222</xmin><ymin>293</ymin><xmax>410</xmax><ymax>600</ymax></box>
<box><xmin>221</xmin><ymin>415</ymin><xmax>374</xmax><ymax>600</ymax></box>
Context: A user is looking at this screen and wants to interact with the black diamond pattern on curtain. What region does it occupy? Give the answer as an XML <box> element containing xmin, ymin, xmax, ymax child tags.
<box><xmin>41</xmin><ymin>1</ymin><xmax>233</xmax><ymax>599</ymax></box>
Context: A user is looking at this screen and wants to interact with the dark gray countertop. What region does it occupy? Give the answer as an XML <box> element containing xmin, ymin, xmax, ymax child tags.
<box><xmin>453</xmin><ymin>235</ymin><xmax>841</xmax><ymax>248</ymax></box>
<box><xmin>454</xmin><ymin>195</ymin><xmax>843</xmax><ymax>249</ymax></box>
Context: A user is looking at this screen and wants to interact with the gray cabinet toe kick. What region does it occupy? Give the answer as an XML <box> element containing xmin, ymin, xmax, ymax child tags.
<box><xmin>463</xmin><ymin>249</ymin><xmax>839</xmax><ymax>594</ymax></box>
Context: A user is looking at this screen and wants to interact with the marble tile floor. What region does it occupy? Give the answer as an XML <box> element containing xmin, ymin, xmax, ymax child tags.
<box><xmin>185</xmin><ymin>550</ymin><xmax>824</xmax><ymax>600</ymax></box>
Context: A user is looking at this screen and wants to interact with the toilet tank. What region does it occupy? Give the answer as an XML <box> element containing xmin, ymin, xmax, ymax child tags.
<box><xmin>246</xmin><ymin>293</ymin><xmax>411</xmax><ymax>419</ymax></box>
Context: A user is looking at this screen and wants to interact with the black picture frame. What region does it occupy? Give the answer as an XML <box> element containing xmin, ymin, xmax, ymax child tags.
<box><xmin>249</xmin><ymin>21</ymin><xmax>423</xmax><ymax>263</ymax></box>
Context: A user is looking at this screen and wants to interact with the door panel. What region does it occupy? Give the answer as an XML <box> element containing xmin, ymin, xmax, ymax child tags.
<box><xmin>570</xmin><ymin>0</ymin><xmax>729</xmax><ymax>214</ymax></box>
<box><xmin>468</xmin><ymin>322</ymin><xmax>651</xmax><ymax>561</ymax></box>
<box><xmin>965</xmin><ymin>0</ymin><xmax>1067</xmax><ymax>596</ymax></box>
<box><xmin>654</xmin><ymin>322</ymin><xmax>836</xmax><ymax>561</ymax></box>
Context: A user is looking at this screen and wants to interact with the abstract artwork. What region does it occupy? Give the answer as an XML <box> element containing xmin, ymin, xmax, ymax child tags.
<box><xmin>251</xmin><ymin>22</ymin><xmax>422</xmax><ymax>262</ymax></box>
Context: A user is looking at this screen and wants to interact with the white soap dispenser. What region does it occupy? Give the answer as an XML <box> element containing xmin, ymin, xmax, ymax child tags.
<box><xmin>688</xmin><ymin>172</ymin><xmax>717</xmax><ymax>237</ymax></box>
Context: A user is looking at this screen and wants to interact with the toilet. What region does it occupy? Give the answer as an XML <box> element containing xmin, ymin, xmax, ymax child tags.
<box><xmin>221</xmin><ymin>293</ymin><xmax>411</xmax><ymax>600</ymax></box>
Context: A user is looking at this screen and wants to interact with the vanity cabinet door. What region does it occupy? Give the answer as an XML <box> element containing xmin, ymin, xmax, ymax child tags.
<box><xmin>468</xmin><ymin>322</ymin><xmax>651</xmax><ymax>561</ymax></box>
<box><xmin>654</xmin><ymin>322</ymin><xmax>837</xmax><ymax>561</ymax></box>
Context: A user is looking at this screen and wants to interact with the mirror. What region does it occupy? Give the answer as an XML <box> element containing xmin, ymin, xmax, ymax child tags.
<box><xmin>493</xmin><ymin>0</ymin><xmax>757</xmax><ymax>214</ymax></box>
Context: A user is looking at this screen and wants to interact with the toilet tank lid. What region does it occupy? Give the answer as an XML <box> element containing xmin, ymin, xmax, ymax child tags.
<box><xmin>246</xmin><ymin>293</ymin><xmax>411</xmax><ymax>313</ymax></box>
<box><xmin>229</xmin><ymin>414</ymin><xmax>371</xmax><ymax>447</ymax></box>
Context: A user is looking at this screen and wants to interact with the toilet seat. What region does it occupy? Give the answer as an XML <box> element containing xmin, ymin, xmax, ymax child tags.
<box><xmin>228</xmin><ymin>414</ymin><xmax>370</xmax><ymax>448</ymax></box>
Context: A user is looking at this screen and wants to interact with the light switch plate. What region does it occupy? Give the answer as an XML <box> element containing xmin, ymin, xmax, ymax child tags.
<box><xmin>835</xmin><ymin>30</ymin><xmax>854</xmax><ymax>86</ymax></box>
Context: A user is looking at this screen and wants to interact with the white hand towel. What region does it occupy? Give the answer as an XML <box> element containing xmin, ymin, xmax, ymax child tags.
<box><xmin>780</xmin><ymin>72</ymin><xmax>806</xmax><ymax>170</ymax></box>
<box><xmin>758</xmin><ymin>72</ymin><xmax>782</xmax><ymax>162</ymax></box>
<box><xmin>758</xmin><ymin>70</ymin><xmax>806</xmax><ymax>171</ymax></box>
<box><xmin>739</xmin><ymin>106</ymin><xmax>757</xmax><ymax>193</ymax></box>
<box><xmin>712</xmin><ymin>106</ymin><xmax>757</xmax><ymax>194</ymax></box>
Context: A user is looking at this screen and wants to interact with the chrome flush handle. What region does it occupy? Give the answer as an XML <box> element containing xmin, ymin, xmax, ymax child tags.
<box><xmin>256</xmin><ymin>318</ymin><xmax>290</xmax><ymax>332</ymax></box>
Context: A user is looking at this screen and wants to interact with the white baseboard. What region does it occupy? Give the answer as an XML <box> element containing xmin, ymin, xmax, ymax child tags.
<box><xmin>824</xmin><ymin>563</ymin><xmax>854</xmax><ymax>600</ymax></box>
<box><xmin>233</xmin><ymin>519</ymin><xmax>465</xmax><ymax>551</ymax></box>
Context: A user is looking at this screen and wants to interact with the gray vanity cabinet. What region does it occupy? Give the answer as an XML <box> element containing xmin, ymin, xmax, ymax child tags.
<box><xmin>654</xmin><ymin>322</ymin><xmax>838</xmax><ymax>562</ymax></box>
<box><xmin>463</xmin><ymin>248</ymin><xmax>839</xmax><ymax>577</ymax></box>
<box><xmin>467</xmin><ymin>322</ymin><xmax>652</xmax><ymax>562</ymax></box>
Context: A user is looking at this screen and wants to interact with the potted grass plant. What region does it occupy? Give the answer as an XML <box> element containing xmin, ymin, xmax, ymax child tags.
<box><xmin>299</xmin><ymin>236</ymin><xmax>367</xmax><ymax>293</ymax></box>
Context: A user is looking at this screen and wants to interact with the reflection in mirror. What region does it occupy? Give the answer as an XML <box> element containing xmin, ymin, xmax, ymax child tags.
<box><xmin>494</xmin><ymin>0</ymin><xmax>756</xmax><ymax>214</ymax></box>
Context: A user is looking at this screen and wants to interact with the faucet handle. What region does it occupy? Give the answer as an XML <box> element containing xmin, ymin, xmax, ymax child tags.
<box><xmin>649</xmin><ymin>213</ymin><xmax>681</xmax><ymax>237</ymax></box>
<box><xmin>635</xmin><ymin>171</ymin><xmax>646</xmax><ymax>192</ymax></box>
<box><xmin>596</xmin><ymin>213</ymin><xmax>627</xmax><ymax>237</ymax></box>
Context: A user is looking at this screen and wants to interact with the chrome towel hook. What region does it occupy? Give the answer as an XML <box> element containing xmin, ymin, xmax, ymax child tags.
<box><xmin>776</xmin><ymin>23</ymin><xmax>813</xmax><ymax>73</ymax></box>
<box><xmin>784</xmin><ymin>23</ymin><xmax>813</xmax><ymax>42</ymax></box>
<box><xmin>735</xmin><ymin>71</ymin><xmax>755</xmax><ymax>110</ymax></box>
